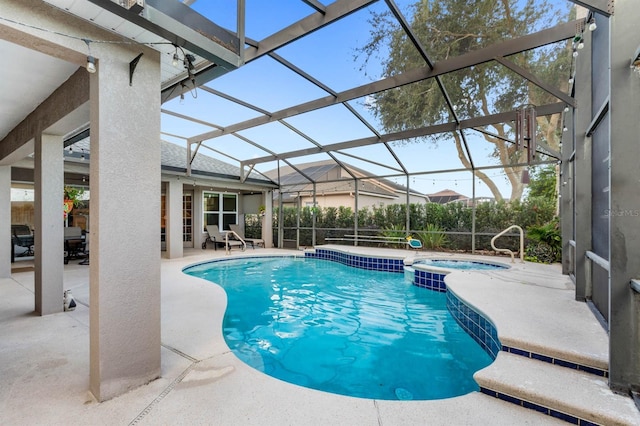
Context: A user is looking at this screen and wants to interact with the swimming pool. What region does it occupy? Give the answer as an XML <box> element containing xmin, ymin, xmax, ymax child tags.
<box><xmin>411</xmin><ymin>259</ymin><xmax>509</xmax><ymax>270</ymax></box>
<box><xmin>185</xmin><ymin>256</ymin><xmax>494</xmax><ymax>400</ymax></box>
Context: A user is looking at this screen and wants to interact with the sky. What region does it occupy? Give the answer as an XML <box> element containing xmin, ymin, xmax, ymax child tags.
<box><xmin>159</xmin><ymin>0</ymin><xmax>571</xmax><ymax>200</ymax></box>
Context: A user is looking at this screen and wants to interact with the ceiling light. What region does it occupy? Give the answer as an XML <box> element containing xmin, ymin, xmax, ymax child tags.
<box><xmin>588</xmin><ymin>19</ymin><xmax>597</xmax><ymax>32</ymax></box>
<box><xmin>86</xmin><ymin>56</ymin><xmax>96</xmax><ymax>73</ymax></box>
<box><xmin>172</xmin><ymin>52</ymin><xmax>179</xmax><ymax>67</ymax></box>
<box><xmin>564</xmin><ymin>106</ymin><xmax>569</xmax><ymax>112</ymax></box>
<box><xmin>577</xmin><ymin>41</ymin><xmax>584</xmax><ymax>50</ymax></box>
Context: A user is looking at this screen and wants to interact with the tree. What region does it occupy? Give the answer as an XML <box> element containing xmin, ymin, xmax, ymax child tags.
<box><xmin>526</xmin><ymin>164</ymin><xmax>558</xmax><ymax>201</ymax></box>
<box><xmin>357</xmin><ymin>0</ymin><xmax>574</xmax><ymax>200</ymax></box>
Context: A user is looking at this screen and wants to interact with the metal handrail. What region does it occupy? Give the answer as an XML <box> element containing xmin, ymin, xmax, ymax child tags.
<box><xmin>585</xmin><ymin>250</ymin><xmax>609</xmax><ymax>271</ymax></box>
<box><xmin>491</xmin><ymin>225</ymin><xmax>524</xmax><ymax>263</ymax></box>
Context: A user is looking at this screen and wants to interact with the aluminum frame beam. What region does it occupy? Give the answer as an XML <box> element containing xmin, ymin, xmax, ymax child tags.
<box><xmin>192</xmin><ymin>20</ymin><xmax>579</xmax><ymax>143</ymax></box>
<box><xmin>244</xmin><ymin>0</ymin><xmax>377</xmax><ymax>62</ymax></box>
<box><xmin>566</xmin><ymin>0</ymin><xmax>612</xmax><ymax>16</ymax></box>
<box><xmin>494</xmin><ymin>56</ymin><xmax>576</xmax><ymax>108</ymax></box>
<box><xmin>242</xmin><ymin>102</ymin><xmax>565</xmax><ymax>166</ymax></box>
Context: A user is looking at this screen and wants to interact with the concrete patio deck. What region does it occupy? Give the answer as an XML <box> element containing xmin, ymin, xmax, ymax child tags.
<box><xmin>1</xmin><ymin>246</ymin><xmax>638</xmax><ymax>425</ymax></box>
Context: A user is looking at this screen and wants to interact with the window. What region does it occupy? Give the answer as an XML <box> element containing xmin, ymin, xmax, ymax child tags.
<box><xmin>203</xmin><ymin>191</ymin><xmax>237</xmax><ymax>232</ymax></box>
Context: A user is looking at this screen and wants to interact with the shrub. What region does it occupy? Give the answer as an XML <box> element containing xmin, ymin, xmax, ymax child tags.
<box><xmin>417</xmin><ymin>224</ymin><xmax>448</xmax><ymax>250</ymax></box>
<box><xmin>526</xmin><ymin>219</ymin><xmax>561</xmax><ymax>263</ymax></box>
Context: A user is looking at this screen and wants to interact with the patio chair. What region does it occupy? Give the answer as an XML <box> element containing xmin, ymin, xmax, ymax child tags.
<box><xmin>64</xmin><ymin>226</ymin><xmax>86</xmax><ymax>264</ymax></box>
<box><xmin>229</xmin><ymin>224</ymin><xmax>264</xmax><ymax>249</ymax></box>
<box><xmin>202</xmin><ymin>225</ymin><xmax>245</xmax><ymax>251</ymax></box>
<box><xmin>12</xmin><ymin>224</ymin><xmax>34</xmax><ymax>256</ymax></box>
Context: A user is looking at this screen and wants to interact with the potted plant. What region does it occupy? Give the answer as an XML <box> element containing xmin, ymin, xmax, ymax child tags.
<box><xmin>64</xmin><ymin>186</ymin><xmax>85</xmax><ymax>218</ymax></box>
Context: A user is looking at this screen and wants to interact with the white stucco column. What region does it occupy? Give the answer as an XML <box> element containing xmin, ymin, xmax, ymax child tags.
<box><xmin>263</xmin><ymin>190</ymin><xmax>273</xmax><ymax>248</ymax></box>
<box><xmin>0</xmin><ymin>166</ymin><xmax>11</xmax><ymax>277</ymax></box>
<box><xmin>34</xmin><ymin>133</ymin><xmax>64</xmax><ymax>315</ymax></box>
<box><xmin>165</xmin><ymin>179</ymin><xmax>183</xmax><ymax>258</ymax></box>
<box><xmin>89</xmin><ymin>46</ymin><xmax>161</xmax><ymax>401</ymax></box>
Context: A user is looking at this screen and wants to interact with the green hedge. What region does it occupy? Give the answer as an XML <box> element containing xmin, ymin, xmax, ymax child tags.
<box><xmin>265</xmin><ymin>197</ymin><xmax>557</xmax><ymax>253</ymax></box>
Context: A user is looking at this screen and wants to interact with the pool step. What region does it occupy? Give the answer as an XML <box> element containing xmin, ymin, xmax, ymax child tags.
<box><xmin>474</xmin><ymin>352</ymin><xmax>640</xmax><ymax>425</ymax></box>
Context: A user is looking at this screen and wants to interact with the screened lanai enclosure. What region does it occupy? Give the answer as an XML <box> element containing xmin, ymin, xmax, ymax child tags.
<box><xmin>161</xmin><ymin>0</ymin><xmax>578</xmax><ymax>251</ymax></box>
<box><xmin>154</xmin><ymin>0</ymin><xmax>638</xmax><ymax>398</ymax></box>
<box><xmin>2</xmin><ymin>0</ymin><xmax>638</xmax><ymax>404</ymax></box>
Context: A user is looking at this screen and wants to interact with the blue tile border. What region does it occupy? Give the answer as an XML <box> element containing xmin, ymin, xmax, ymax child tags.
<box><xmin>447</xmin><ymin>290</ymin><xmax>501</xmax><ymax>359</ymax></box>
<box><xmin>480</xmin><ymin>387</ymin><xmax>600</xmax><ymax>425</ymax></box>
<box><xmin>305</xmin><ymin>248</ymin><xmax>405</xmax><ymax>273</ymax></box>
<box><xmin>501</xmin><ymin>345</ymin><xmax>609</xmax><ymax>378</ymax></box>
<box><xmin>413</xmin><ymin>268</ymin><xmax>448</xmax><ymax>292</ymax></box>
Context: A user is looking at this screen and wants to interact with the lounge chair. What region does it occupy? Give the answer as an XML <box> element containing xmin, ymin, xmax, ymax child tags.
<box><xmin>229</xmin><ymin>224</ymin><xmax>264</xmax><ymax>249</ymax></box>
<box><xmin>203</xmin><ymin>225</ymin><xmax>245</xmax><ymax>251</ymax></box>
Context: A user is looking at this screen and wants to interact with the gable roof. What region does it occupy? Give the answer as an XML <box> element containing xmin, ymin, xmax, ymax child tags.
<box><xmin>266</xmin><ymin>159</ymin><xmax>429</xmax><ymax>200</ymax></box>
<box><xmin>426</xmin><ymin>189</ymin><xmax>468</xmax><ymax>204</ymax></box>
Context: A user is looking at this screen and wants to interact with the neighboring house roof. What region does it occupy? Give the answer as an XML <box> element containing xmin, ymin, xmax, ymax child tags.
<box><xmin>266</xmin><ymin>159</ymin><xmax>429</xmax><ymax>202</ymax></box>
<box><xmin>427</xmin><ymin>189</ymin><xmax>468</xmax><ymax>204</ymax></box>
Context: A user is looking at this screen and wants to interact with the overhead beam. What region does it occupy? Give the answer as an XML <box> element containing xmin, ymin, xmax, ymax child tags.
<box><xmin>494</xmin><ymin>56</ymin><xmax>576</xmax><ymax>107</ymax></box>
<box><xmin>87</xmin><ymin>0</ymin><xmax>241</xmax><ymax>67</ymax></box>
<box><xmin>301</xmin><ymin>0</ymin><xmax>326</xmax><ymax>14</ymax></box>
<box><xmin>193</xmin><ymin>20</ymin><xmax>579</xmax><ymax>143</ymax></box>
<box><xmin>566</xmin><ymin>0</ymin><xmax>612</xmax><ymax>16</ymax></box>
<box><xmin>0</xmin><ymin>69</ymin><xmax>89</xmax><ymax>161</ymax></box>
<box><xmin>244</xmin><ymin>0</ymin><xmax>377</xmax><ymax>62</ymax></box>
<box><xmin>242</xmin><ymin>102</ymin><xmax>565</xmax><ymax>166</ymax></box>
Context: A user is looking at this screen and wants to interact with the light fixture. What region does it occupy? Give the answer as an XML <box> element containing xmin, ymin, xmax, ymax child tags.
<box><xmin>563</xmin><ymin>126</ymin><xmax>568</xmax><ymax>132</ymax></box>
<box><xmin>184</xmin><ymin>53</ymin><xmax>196</xmax><ymax>74</ymax></box>
<box><xmin>564</xmin><ymin>106</ymin><xmax>570</xmax><ymax>112</ymax></box>
<box><xmin>588</xmin><ymin>19</ymin><xmax>597</xmax><ymax>32</ymax></box>
<box><xmin>172</xmin><ymin>52</ymin><xmax>179</xmax><ymax>67</ymax></box>
<box><xmin>86</xmin><ymin>56</ymin><xmax>96</xmax><ymax>73</ymax></box>
<box><xmin>568</xmin><ymin>77</ymin><xmax>574</xmax><ymax>84</ymax></box>
<box><xmin>630</xmin><ymin>45</ymin><xmax>640</xmax><ymax>76</ymax></box>
<box><xmin>573</xmin><ymin>34</ymin><xmax>584</xmax><ymax>50</ymax></box>
<box><xmin>572</xmin><ymin>50</ymin><xmax>579</xmax><ymax>58</ymax></box>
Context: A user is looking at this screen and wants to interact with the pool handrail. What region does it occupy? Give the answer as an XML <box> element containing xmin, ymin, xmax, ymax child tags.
<box><xmin>491</xmin><ymin>225</ymin><xmax>524</xmax><ymax>263</ymax></box>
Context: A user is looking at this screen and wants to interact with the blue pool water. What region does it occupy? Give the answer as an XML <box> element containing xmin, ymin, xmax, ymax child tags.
<box><xmin>184</xmin><ymin>257</ymin><xmax>493</xmax><ymax>400</ymax></box>
<box><xmin>412</xmin><ymin>259</ymin><xmax>508</xmax><ymax>270</ymax></box>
